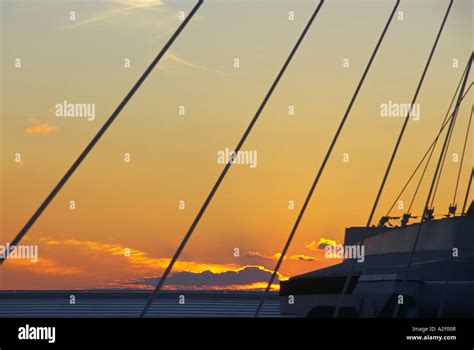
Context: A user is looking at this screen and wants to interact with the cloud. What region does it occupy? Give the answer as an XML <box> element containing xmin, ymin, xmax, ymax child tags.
<box><xmin>289</xmin><ymin>254</ymin><xmax>315</xmax><ymax>262</ymax></box>
<box><xmin>26</xmin><ymin>122</ymin><xmax>58</xmax><ymax>135</ymax></box>
<box><xmin>246</xmin><ymin>251</ymin><xmax>315</xmax><ymax>262</ymax></box>
<box><xmin>159</xmin><ymin>52</ymin><xmax>226</xmax><ymax>75</ymax></box>
<box><xmin>7</xmin><ymin>256</ymin><xmax>84</xmax><ymax>276</ymax></box>
<box><xmin>67</xmin><ymin>0</ymin><xmax>163</xmax><ymax>28</ymax></box>
<box><xmin>124</xmin><ymin>265</ymin><xmax>284</xmax><ymax>291</ymax></box>
<box><xmin>44</xmin><ymin>239</ymin><xmax>238</xmax><ymax>274</ymax></box>
<box><xmin>246</xmin><ymin>251</ymin><xmax>280</xmax><ymax>260</ymax></box>
<box><xmin>39</xmin><ymin>239</ymin><xmax>287</xmax><ymax>290</ymax></box>
<box><xmin>165</xmin><ymin>52</ymin><xmax>210</xmax><ymax>71</ymax></box>
<box><xmin>305</xmin><ymin>238</ymin><xmax>341</xmax><ymax>251</ymax></box>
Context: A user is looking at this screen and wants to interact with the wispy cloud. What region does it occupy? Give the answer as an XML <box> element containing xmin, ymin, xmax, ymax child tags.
<box><xmin>26</xmin><ymin>122</ymin><xmax>58</xmax><ymax>135</ymax></box>
<box><xmin>166</xmin><ymin>52</ymin><xmax>209</xmax><ymax>70</ymax></box>
<box><xmin>8</xmin><ymin>256</ymin><xmax>84</xmax><ymax>276</ymax></box>
<box><xmin>246</xmin><ymin>251</ymin><xmax>281</xmax><ymax>261</ymax></box>
<box><xmin>246</xmin><ymin>251</ymin><xmax>316</xmax><ymax>262</ymax></box>
<box><xmin>67</xmin><ymin>0</ymin><xmax>163</xmax><ymax>28</ymax></box>
<box><xmin>44</xmin><ymin>239</ymin><xmax>238</xmax><ymax>274</ymax></box>
<box><xmin>289</xmin><ymin>254</ymin><xmax>315</xmax><ymax>262</ymax></box>
<box><xmin>158</xmin><ymin>52</ymin><xmax>226</xmax><ymax>75</ymax></box>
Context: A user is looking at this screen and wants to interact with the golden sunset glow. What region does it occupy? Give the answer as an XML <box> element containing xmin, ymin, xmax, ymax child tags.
<box><xmin>1</xmin><ymin>0</ymin><xmax>472</xmax><ymax>292</ymax></box>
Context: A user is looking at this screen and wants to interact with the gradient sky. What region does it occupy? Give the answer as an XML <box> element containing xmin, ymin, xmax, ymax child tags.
<box><xmin>1</xmin><ymin>0</ymin><xmax>472</xmax><ymax>290</ymax></box>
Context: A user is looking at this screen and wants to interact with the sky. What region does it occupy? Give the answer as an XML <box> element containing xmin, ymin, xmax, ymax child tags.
<box><xmin>0</xmin><ymin>0</ymin><xmax>472</xmax><ymax>291</ymax></box>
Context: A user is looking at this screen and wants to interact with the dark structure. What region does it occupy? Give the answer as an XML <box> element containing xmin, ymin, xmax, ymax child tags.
<box><xmin>280</xmin><ymin>202</ymin><xmax>474</xmax><ymax>317</ymax></box>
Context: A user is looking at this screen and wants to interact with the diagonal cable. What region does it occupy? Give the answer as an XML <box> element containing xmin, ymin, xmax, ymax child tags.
<box><xmin>406</xmin><ymin>82</ymin><xmax>472</xmax><ymax>214</ymax></box>
<box><xmin>384</xmin><ymin>72</ymin><xmax>472</xmax><ymax>217</ymax></box>
<box><xmin>254</xmin><ymin>0</ymin><xmax>400</xmax><ymax>318</ymax></box>
<box><xmin>437</xmin><ymin>104</ymin><xmax>473</xmax><ymax>318</ymax></box>
<box><xmin>334</xmin><ymin>0</ymin><xmax>454</xmax><ymax>318</ymax></box>
<box><xmin>452</xmin><ymin>106</ymin><xmax>473</xmax><ymax>204</ymax></box>
<box><xmin>392</xmin><ymin>51</ymin><xmax>472</xmax><ymax>318</ymax></box>
<box><xmin>139</xmin><ymin>0</ymin><xmax>326</xmax><ymax>318</ymax></box>
<box><xmin>0</xmin><ymin>0</ymin><xmax>204</xmax><ymax>265</ymax></box>
<box><xmin>461</xmin><ymin>168</ymin><xmax>473</xmax><ymax>214</ymax></box>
